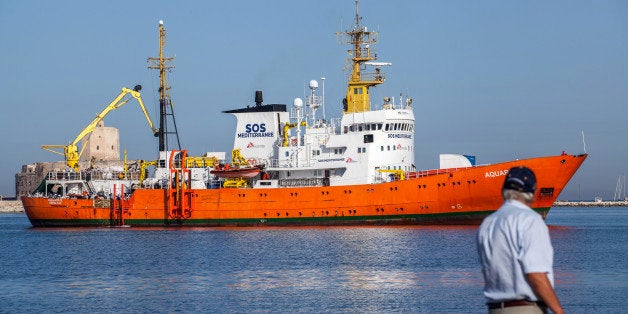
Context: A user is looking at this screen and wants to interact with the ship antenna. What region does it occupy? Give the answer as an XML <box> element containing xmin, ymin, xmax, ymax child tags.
<box><xmin>581</xmin><ymin>130</ymin><xmax>587</xmax><ymax>154</ymax></box>
<box><xmin>321</xmin><ymin>77</ymin><xmax>326</xmax><ymax>121</ymax></box>
<box><xmin>354</xmin><ymin>0</ymin><xmax>360</xmax><ymax>30</ymax></box>
<box><xmin>148</xmin><ymin>20</ymin><xmax>181</xmax><ymax>152</ymax></box>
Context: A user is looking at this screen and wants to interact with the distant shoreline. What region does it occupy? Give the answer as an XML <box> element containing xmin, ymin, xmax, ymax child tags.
<box><xmin>0</xmin><ymin>200</ymin><xmax>24</xmax><ymax>213</ymax></box>
<box><xmin>553</xmin><ymin>200</ymin><xmax>628</xmax><ymax>207</ymax></box>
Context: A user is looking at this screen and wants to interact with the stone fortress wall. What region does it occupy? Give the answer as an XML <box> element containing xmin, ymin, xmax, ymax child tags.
<box><xmin>15</xmin><ymin>122</ymin><xmax>131</xmax><ymax>197</ymax></box>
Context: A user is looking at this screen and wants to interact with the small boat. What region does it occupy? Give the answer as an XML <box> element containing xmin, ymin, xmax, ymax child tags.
<box><xmin>210</xmin><ymin>164</ymin><xmax>262</xmax><ymax>178</ymax></box>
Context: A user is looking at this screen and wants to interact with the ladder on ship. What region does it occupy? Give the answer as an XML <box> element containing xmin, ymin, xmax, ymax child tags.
<box><xmin>165</xmin><ymin>150</ymin><xmax>192</xmax><ymax>224</ymax></box>
<box><xmin>110</xmin><ymin>184</ymin><xmax>127</xmax><ymax>227</ymax></box>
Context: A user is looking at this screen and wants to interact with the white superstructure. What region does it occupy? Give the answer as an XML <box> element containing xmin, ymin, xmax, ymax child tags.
<box><xmin>226</xmin><ymin>86</ymin><xmax>415</xmax><ymax>188</ymax></box>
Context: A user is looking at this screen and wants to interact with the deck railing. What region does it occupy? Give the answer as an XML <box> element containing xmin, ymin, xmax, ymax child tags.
<box><xmin>45</xmin><ymin>169</ymin><xmax>141</xmax><ymax>181</ymax></box>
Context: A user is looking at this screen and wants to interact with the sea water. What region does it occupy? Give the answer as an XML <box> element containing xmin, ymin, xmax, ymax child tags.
<box><xmin>0</xmin><ymin>207</ymin><xmax>626</xmax><ymax>313</ymax></box>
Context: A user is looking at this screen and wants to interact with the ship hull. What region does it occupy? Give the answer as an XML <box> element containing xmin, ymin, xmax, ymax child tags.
<box><xmin>22</xmin><ymin>154</ymin><xmax>586</xmax><ymax>227</ymax></box>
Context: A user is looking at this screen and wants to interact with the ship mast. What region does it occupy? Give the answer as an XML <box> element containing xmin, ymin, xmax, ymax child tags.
<box><xmin>339</xmin><ymin>0</ymin><xmax>387</xmax><ymax>113</ymax></box>
<box><xmin>148</xmin><ymin>20</ymin><xmax>181</xmax><ymax>152</ymax></box>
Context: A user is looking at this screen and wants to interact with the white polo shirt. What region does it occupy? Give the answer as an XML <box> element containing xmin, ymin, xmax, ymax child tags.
<box><xmin>477</xmin><ymin>199</ymin><xmax>554</xmax><ymax>302</ymax></box>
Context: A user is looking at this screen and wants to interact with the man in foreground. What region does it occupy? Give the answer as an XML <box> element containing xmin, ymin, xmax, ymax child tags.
<box><xmin>477</xmin><ymin>166</ymin><xmax>564</xmax><ymax>314</ymax></box>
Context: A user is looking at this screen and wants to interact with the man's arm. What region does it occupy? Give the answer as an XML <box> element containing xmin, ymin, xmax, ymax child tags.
<box><xmin>525</xmin><ymin>272</ymin><xmax>563</xmax><ymax>314</ymax></box>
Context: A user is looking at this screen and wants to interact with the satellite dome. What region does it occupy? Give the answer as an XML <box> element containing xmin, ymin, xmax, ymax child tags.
<box><xmin>293</xmin><ymin>98</ymin><xmax>303</xmax><ymax>107</ymax></box>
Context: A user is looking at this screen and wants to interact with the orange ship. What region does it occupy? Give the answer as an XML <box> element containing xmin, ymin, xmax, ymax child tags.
<box><xmin>22</xmin><ymin>153</ymin><xmax>586</xmax><ymax>227</ymax></box>
<box><xmin>22</xmin><ymin>3</ymin><xmax>587</xmax><ymax>227</ymax></box>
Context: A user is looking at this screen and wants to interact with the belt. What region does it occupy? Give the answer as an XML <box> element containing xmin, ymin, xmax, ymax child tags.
<box><xmin>487</xmin><ymin>300</ymin><xmax>547</xmax><ymax>309</ymax></box>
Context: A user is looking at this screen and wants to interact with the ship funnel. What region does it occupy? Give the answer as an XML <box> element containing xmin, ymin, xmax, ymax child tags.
<box><xmin>255</xmin><ymin>91</ymin><xmax>263</xmax><ymax>107</ymax></box>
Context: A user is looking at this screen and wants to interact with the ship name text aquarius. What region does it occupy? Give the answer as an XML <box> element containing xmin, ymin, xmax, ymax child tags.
<box><xmin>485</xmin><ymin>169</ymin><xmax>509</xmax><ymax>178</ymax></box>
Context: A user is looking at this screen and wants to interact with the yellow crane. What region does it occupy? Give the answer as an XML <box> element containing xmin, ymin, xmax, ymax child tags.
<box><xmin>41</xmin><ymin>85</ymin><xmax>158</xmax><ymax>172</ymax></box>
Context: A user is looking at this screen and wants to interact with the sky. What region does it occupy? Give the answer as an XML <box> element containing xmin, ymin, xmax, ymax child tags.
<box><xmin>1</xmin><ymin>0</ymin><xmax>626</xmax><ymax>200</ymax></box>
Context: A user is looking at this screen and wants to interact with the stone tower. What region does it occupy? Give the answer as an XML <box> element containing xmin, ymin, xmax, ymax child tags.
<box><xmin>80</xmin><ymin>121</ymin><xmax>120</xmax><ymax>161</ymax></box>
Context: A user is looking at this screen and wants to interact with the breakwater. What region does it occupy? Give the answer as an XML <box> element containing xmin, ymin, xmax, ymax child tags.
<box><xmin>553</xmin><ymin>200</ymin><xmax>628</xmax><ymax>207</ymax></box>
<box><xmin>0</xmin><ymin>200</ymin><xmax>24</xmax><ymax>213</ymax></box>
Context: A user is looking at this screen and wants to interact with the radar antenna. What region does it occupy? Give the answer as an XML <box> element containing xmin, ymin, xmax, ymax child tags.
<box><xmin>337</xmin><ymin>0</ymin><xmax>388</xmax><ymax>113</ymax></box>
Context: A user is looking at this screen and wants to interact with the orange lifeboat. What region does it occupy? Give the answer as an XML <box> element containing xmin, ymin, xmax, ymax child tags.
<box><xmin>210</xmin><ymin>164</ymin><xmax>262</xmax><ymax>178</ymax></box>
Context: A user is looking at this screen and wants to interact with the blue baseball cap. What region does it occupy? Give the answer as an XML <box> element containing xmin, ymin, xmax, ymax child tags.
<box><xmin>503</xmin><ymin>166</ymin><xmax>537</xmax><ymax>193</ymax></box>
